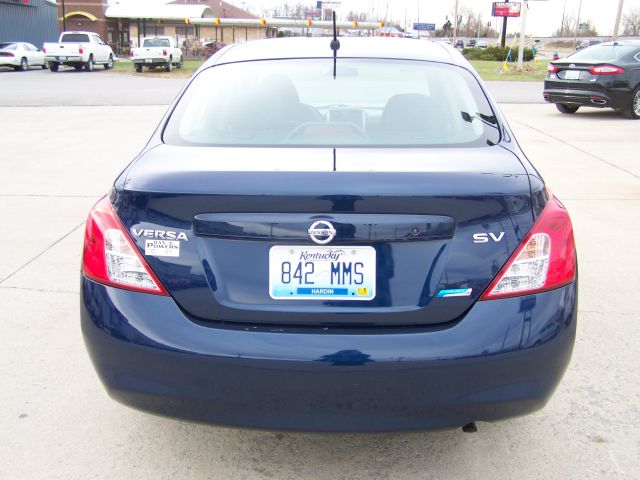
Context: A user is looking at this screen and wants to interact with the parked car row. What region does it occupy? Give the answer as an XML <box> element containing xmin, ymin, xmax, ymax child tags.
<box><xmin>453</xmin><ymin>39</ymin><xmax>489</xmax><ymax>49</ymax></box>
<box><xmin>2</xmin><ymin>32</ymin><xmax>185</xmax><ymax>74</ymax></box>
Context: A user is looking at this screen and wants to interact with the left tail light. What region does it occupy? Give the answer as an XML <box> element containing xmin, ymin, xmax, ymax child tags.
<box><xmin>82</xmin><ymin>196</ymin><xmax>169</xmax><ymax>295</ymax></box>
<box><xmin>79</xmin><ymin>46</ymin><xmax>84</xmax><ymax>54</ymax></box>
<box><xmin>163</xmin><ymin>49</ymin><xmax>167</xmax><ymax>56</ymax></box>
<box><xmin>481</xmin><ymin>194</ymin><xmax>576</xmax><ymax>300</ymax></box>
<box><xmin>42</xmin><ymin>47</ymin><xmax>46</xmax><ymax>54</ymax></box>
<box><xmin>547</xmin><ymin>63</ymin><xmax>558</xmax><ymax>74</ymax></box>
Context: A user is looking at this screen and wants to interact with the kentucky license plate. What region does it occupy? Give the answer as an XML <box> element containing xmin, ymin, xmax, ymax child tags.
<box><xmin>564</xmin><ymin>70</ymin><xmax>580</xmax><ymax>80</ymax></box>
<box><xmin>269</xmin><ymin>246</ymin><xmax>376</xmax><ymax>300</ymax></box>
<box><xmin>145</xmin><ymin>58</ymin><xmax>153</xmax><ymax>63</ymax></box>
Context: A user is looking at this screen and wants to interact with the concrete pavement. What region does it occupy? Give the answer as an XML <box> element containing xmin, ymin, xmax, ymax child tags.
<box><xmin>0</xmin><ymin>98</ymin><xmax>639</xmax><ymax>478</ymax></box>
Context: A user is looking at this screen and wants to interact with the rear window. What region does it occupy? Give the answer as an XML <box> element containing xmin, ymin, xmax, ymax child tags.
<box><xmin>0</xmin><ymin>43</ymin><xmax>18</xmax><ymax>50</ymax></box>
<box><xmin>143</xmin><ymin>38</ymin><xmax>170</xmax><ymax>48</ymax></box>
<box><xmin>163</xmin><ymin>59</ymin><xmax>500</xmax><ymax>148</ymax></box>
<box><xmin>569</xmin><ymin>44</ymin><xmax>638</xmax><ymax>62</ymax></box>
<box><xmin>61</xmin><ymin>34</ymin><xmax>90</xmax><ymax>43</ymax></box>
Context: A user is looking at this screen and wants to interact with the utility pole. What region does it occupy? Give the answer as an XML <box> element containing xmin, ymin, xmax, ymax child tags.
<box><xmin>613</xmin><ymin>0</ymin><xmax>625</xmax><ymax>40</ymax></box>
<box><xmin>61</xmin><ymin>0</ymin><xmax>67</xmax><ymax>31</ymax></box>
<box><xmin>573</xmin><ymin>0</ymin><xmax>583</xmax><ymax>49</ymax></box>
<box><xmin>453</xmin><ymin>0</ymin><xmax>459</xmax><ymax>45</ymax></box>
<box><xmin>517</xmin><ymin>0</ymin><xmax>528</xmax><ymax>69</ymax></box>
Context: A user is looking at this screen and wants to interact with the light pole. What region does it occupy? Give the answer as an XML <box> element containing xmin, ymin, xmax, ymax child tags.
<box><xmin>517</xmin><ymin>0</ymin><xmax>528</xmax><ymax>69</ymax></box>
<box><xmin>613</xmin><ymin>0</ymin><xmax>625</xmax><ymax>40</ymax></box>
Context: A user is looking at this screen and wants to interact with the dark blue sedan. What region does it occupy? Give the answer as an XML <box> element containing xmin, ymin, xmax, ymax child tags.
<box><xmin>81</xmin><ymin>37</ymin><xmax>577</xmax><ymax>432</ymax></box>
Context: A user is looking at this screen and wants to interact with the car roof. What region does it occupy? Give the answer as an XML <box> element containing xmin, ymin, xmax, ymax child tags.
<box><xmin>208</xmin><ymin>37</ymin><xmax>468</xmax><ymax>68</ymax></box>
<box><xmin>62</xmin><ymin>31</ymin><xmax>98</xmax><ymax>35</ymax></box>
<box><xmin>596</xmin><ymin>40</ymin><xmax>640</xmax><ymax>46</ymax></box>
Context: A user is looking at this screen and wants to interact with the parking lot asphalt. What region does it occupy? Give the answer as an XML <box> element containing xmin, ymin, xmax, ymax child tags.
<box><xmin>0</xmin><ymin>65</ymin><xmax>545</xmax><ymax>106</ymax></box>
<box><xmin>1</xmin><ymin>71</ymin><xmax>639</xmax><ymax>480</ymax></box>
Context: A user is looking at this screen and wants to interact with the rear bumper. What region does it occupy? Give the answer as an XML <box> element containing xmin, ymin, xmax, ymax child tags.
<box><xmin>81</xmin><ymin>277</ymin><xmax>577</xmax><ymax>432</ymax></box>
<box><xmin>0</xmin><ymin>58</ymin><xmax>20</xmax><ymax>67</ymax></box>
<box><xmin>45</xmin><ymin>55</ymin><xmax>83</xmax><ymax>63</ymax></box>
<box><xmin>543</xmin><ymin>80</ymin><xmax>632</xmax><ymax>110</ymax></box>
<box><xmin>132</xmin><ymin>58</ymin><xmax>169</xmax><ymax>65</ymax></box>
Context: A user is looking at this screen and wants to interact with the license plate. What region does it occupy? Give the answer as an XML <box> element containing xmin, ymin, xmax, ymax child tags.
<box><xmin>269</xmin><ymin>246</ymin><xmax>376</xmax><ymax>300</ymax></box>
<box><xmin>145</xmin><ymin>59</ymin><xmax>152</xmax><ymax>63</ymax></box>
<box><xmin>564</xmin><ymin>70</ymin><xmax>580</xmax><ymax>80</ymax></box>
<box><xmin>58</xmin><ymin>56</ymin><xmax>66</xmax><ymax>61</ymax></box>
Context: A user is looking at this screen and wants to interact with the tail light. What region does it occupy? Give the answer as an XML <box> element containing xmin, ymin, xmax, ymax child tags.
<box><xmin>481</xmin><ymin>195</ymin><xmax>576</xmax><ymax>300</ymax></box>
<box><xmin>547</xmin><ymin>63</ymin><xmax>558</xmax><ymax>74</ymax></box>
<box><xmin>163</xmin><ymin>49</ymin><xmax>167</xmax><ymax>56</ymax></box>
<box><xmin>82</xmin><ymin>196</ymin><xmax>168</xmax><ymax>296</ymax></box>
<box><xmin>588</xmin><ymin>65</ymin><xmax>624</xmax><ymax>75</ymax></box>
<box><xmin>79</xmin><ymin>46</ymin><xmax>84</xmax><ymax>54</ymax></box>
<box><xmin>42</xmin><ymin>47</ymin><xmax>46</xmax><ymax>53</ymax></box>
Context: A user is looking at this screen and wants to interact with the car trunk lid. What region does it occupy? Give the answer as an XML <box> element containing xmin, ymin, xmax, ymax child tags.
<box><xmin>113</xmin><ymin>144</ymin><xmax>534</xmax><ymax>327</ymax></box>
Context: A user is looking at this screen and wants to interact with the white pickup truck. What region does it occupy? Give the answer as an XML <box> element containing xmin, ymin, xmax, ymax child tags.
<box><xmin>131</xmin><ymin>36</ymin><xmax>183</xmax><ymax>72</ymax></box>
<box><xmin>43</xmin><ymin>31</ymin><xmax>114</xmax><ymax>72</ymax></box>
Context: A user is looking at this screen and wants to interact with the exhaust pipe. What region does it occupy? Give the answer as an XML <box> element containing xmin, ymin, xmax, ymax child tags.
<box><xmin>590</xmin><ymin>97</ymin><xmax>607</xmax><ymax>105</ymax></box>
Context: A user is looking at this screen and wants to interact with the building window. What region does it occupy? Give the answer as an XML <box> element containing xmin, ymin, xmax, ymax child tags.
<box><xmin>175</xmin><ymin>26</ymin><xmax>195</xmax><ymax>36</ymax></box>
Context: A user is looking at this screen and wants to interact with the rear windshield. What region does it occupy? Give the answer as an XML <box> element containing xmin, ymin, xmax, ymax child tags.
<box><xmin>0</xmin><ymin>43</ymin><xmax>18</xmax><ymax>50</ymax></box>
<box><xmin>143</xmin><ymin>38</ymin><xmax>170</xmax><ymax>47</ymax></box>
<box><xmin>61</xmin><ymin>34</ymin><xmax>90</xmax><ymax>43</ymax></box>
<box><xmin>569</xmin><ymin>44</ymin><xmax>638</xmax><ymax>62</ymax></box>
<box><xmin>163</xmin><ymin>59</ymin><xmax>500</xmax><ymax>148</ymax></box>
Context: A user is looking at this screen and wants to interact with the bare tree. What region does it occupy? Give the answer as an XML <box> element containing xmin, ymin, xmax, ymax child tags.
<box><xmin>554</xmin><ymin>12</ymin><xmax>577</xmax><ymax>36</ymax></box>
<box><xmin>554</xmin><ymin>13</ymin><xmax>597</xmax><ymax>37</ymax></box>
<box><xmin>622</xmin><ymin>7</ymin><xmax>640</xmax><ymax>36</ymax></box>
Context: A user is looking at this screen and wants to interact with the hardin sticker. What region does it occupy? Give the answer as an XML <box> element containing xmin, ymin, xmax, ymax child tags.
<box><xmin>145</xmin><ymin>239</ymin><xmax>180</xmax><ymax>257</ymax></box>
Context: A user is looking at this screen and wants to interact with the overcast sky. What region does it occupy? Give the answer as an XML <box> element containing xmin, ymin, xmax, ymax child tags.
<box><xmin>227</xmin><ymin>0</ymin><xmax>640</xmax><ymax>36</ymax></box>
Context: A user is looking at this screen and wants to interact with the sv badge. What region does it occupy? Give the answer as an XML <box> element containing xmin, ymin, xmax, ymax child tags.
<box><xmin>473</xmin><ymin>232</ymin><xmax>505</xmax><ymax>243</ymax></box>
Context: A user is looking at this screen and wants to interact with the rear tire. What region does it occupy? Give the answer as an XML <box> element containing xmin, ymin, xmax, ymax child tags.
<box><xmin>41</xmin><ymin>63</ymin><xmax>47</xmax><ymax>70</ymax></box>
<box><xmin>104</xmin><ymin>54</ymin><xmax>113</xmax><ymax>70</ymax></box>
<box><xmin>165</xmin><ymin>58</ymin><xmax>172</xmax><ymax>72</ymax></box>
<box><xmin>48</xmin><ymin>62</ymin><xmax>59</xmax><ymax>72</ymax></box>
<box><xmin>556</xmin><ymin>103</ymin><xmax>579</xmax><ymax>114</ymax></box>
<box><xmin>18</xmin><ymin>57</ymin><xmax>28</xmax><ymax>71</ymax></box>
<box><xmin>74</xmin><ymin>65</ymin><xmax>83</xmax><ymax>71</ymax></box>
<box><xmin>134</xmin><ymin>63</ymin><xmax>143</xmax><ymax>73</ymax></box>
<box><xmin>84</xmin><ymin>56</ymin><xmax>94</xmax><ymax>72</ymax></box>
<box><xmin>622</xmin><ymin>87</ymin><xmax>640</xmax><ymax>120</ymax></box>
<box><xmin>176</xmin><ymin>56</ymin><xmax>183</xmax><ymax>69</ymax></box>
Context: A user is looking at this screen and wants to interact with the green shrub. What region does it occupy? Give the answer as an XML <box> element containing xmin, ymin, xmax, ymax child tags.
<box><xmin>463</xmin><ymin>46</ymin><xmax>534</xmax><ymax>62</ymax></box>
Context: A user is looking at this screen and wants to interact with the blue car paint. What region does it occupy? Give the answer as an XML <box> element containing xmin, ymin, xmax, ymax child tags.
<box><xmin>81</xmin><ymin>277</ymin><xmax>576</xmax><ymax>432</ymax></box>
<box><xmin>112</xmin><ymin>161</ymin><xmax>535</xmax><ymax>327</ymax></box>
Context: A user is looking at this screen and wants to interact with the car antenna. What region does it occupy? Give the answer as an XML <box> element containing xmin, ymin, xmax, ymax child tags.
<box><xmin>330</xmin><ymin>11</ymin><xmax>340</xmax><ymax>79</ymax></box>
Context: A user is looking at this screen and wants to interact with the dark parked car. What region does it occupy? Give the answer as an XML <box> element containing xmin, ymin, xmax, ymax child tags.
<box><xmin>543</xmin><ymin>40</ymin><xmax>640</xmax><ymax>118</ymax></box>
<box><xmin>466</xmin><ymin>39</ymin><xmax>477</xmax><ymax>48</ymax></box>
<box><xmin>576</xmin><ymin>39</ymin><xmax>601</xmax><ymax>51</ymax></box>
<box><xmin>454</xmin><ymin>39</ymin><xmax>464</xmax><ymax>48</ymax></box>
<box><xmin>81</xmin><ymin>37</ymin><xmax>577</xmax><ymax>432</ymax></box>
